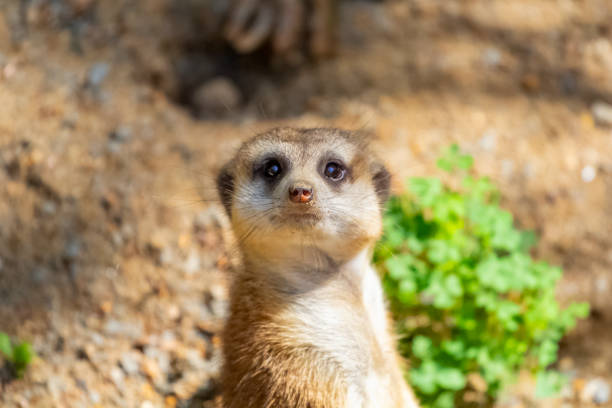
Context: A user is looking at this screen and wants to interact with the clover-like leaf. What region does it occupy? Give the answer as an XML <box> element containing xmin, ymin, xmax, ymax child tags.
<box><xmin>0</xmin><ymin>332</ymin><xmax>12</xmax><ymax>360</ymax></box>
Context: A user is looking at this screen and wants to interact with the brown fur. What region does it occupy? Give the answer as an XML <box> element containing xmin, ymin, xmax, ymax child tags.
<box><xmin>217</xmin><ymin>127</ymin><xmax>419</xmax><ymax>408</ymax></box>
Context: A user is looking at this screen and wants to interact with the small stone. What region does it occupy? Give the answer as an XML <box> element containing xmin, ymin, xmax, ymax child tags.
<box><xmin>31</xmin><ymin>266</ymin><xmax>50</xmax><ymax>283</ymax></box>
<box><xmin>141</xmin><ymin>357</ymin><xmax>162</xmax><ymax>382</ymax></box>
<box><xmin>105</xmin><ymin>319</ymin><xmax>144</xmax><ymax>339</ymax></box>
<box><xmin>482</xmin><ymin>47</ymin><xmax>502</xmax><ymax>68</ymax></box>
<box><xmin>145</xmin><ymin>347</ymin><xmax>170</xmax><ymax>373</ymax></box>
<box><xmin>109</xmin><ymin>126</ymin><xmax>132</xmax><ymax>143</ymax></box>
<box><xmin>595</xmin><ymin>276</ymin><xmax>609</xmax><ymax>293</ymax></box>
<box><xmin>501</xmin><ymin>159</ymin><xmax>514</xmax><ymax>178</ymax></box>
<box><xmin>592</xmin><ymin>101</ymin><xmax>612</xmax><ymax>127</ymax></box>
<box><xmin>166</xmin><ymin>304</ymin><xmax>180</xmax><ymax>320</ymax></box>
<box><xmin>87</xmin><ymin>62</ymin><xmax>110</xmax><ymax>87</ymax></box>
<box><xmin>479</xmin><ymin>129</ymin><xmax>497</xmax><ymax>151</ymax></box>
<box><xmin>89</xmin><ymin>390</ymin><xmax>101</xmax><ymax>404</ymax></box>
<box><xmin>41</xmin><ymin>200</ymin><xmax>56</xmax><ymax>215</ymax></box>
<box><xmin>183</xmin><ymin>251</ymin><xmax>201</xmax><ymax>275</ymax></box>
<box><xmin>120</xmin><ymin>351</ymin><xmax>141</xmax><ymax>376</ymax></box>
<box><xmin>165</xmin><ymin>395</ymin><xmax>177</xmax><ymax>408</ymax></box>
<box><xmin>192</xmin><ymin>77</ymin><xmax>242</xmax><ymax>116</ymax></box>
<box><xmin>99</xmin><ymin>300</ymin><xmax>113</xmax><ymax>315</ymax></box>
<box><xmin>581</xmin><ymin>165</ymin><xmax>596</xmax><ymax>182</ymax></box>
<box><xmin>140</xmin><ymin>401</ymin><xmax>154</xmax><ymax>408</ymax></box>
<box><xmin>574</xmin><ymin>377</ymin><xmax>587</xmax><ymax>393</ymax></box>
<box><xmin>109</xmin><ymin>366</ymin><xmax>125</xmax><ymax>387</ymax></box>
<box><xmin>521</xmin><ymin>73</ymin><xmax>540</xmax><ymax>91</ymax></box>
<box><xmin>159</xmin><ymin>247</ymin><xmax>175</xmax><ymax>266</ymax></box>
<box><xmin>64</xmin><ymin>239</ymin><xmax>82</xmax><ymax>258</ymax></box>
<box><xmin>3</xmin><ymin>62</ymin><xmax>17</xmax><ymax>79</ymax></box>
<box><xmin>582</xmin><ymin>378</ymin><xmax>610</xmax><ymax>404</ymax></box>
<box><xmin>559</xmin><ymin>357</ymin><xmax>574</xmax><ymax>371</ymax></box>
<box><xmin>467</xmin><ymin>372</ymin><xmax>488</xmax><ymax>393</ymax></box>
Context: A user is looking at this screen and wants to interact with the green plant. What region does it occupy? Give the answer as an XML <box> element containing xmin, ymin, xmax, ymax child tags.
<box><xmin>0</xmin><ymin>332</ymin><xmax>35</xmax><ymax>378</ymax></box>
<box><xmin>374</xmin><ymin>145</ymin><xmax>589</xmax><ymax>408</ymax></box>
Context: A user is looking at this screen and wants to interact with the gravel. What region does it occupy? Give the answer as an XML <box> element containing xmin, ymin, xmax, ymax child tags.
<box><xmin>592</xmin><ymin>101</ymin><xmax>612</xmax><ymax>127</ymax></box>
<box><xmin>581</xmin><ymin>378</ymin><xmax>611</xmax><ymax>404</ymax></box>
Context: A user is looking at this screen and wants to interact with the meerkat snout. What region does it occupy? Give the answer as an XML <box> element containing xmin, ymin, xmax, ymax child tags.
<box><xmin>288</xmin><ymin>184</ymin><xmax>313</xmax><ymax>203</ymax></box>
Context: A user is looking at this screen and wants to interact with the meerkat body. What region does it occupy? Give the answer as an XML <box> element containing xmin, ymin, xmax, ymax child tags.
<box><xmin>217</xmin><ymin>128</ymin><xmax>420</xmax><ymax>408</ymax></box>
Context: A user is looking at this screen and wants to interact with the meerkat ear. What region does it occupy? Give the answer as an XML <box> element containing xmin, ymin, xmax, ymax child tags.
<box><xmin>372</xmin><ymin>162</ymin><xmax>391</xmax><ymax>205</ymax></box>
<box><xmin>216</xmin><ymin>162</ymin><xmax>235</xmax><ymax>216</ymax></box>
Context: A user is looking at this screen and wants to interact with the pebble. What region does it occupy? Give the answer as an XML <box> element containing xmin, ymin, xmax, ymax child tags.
<box><xmin>501</xmin><ymin>159</ymin><xmax>515</xmax><ymax>178</ymax></box>
<box><xmin>109</xmin><ymin>366</ymin><xmax>125</xmax><ymax>388</ymax></box>
<box><xmin>596</xmin><ymin>276</ymin><xmax>609</xmax><ymax>293</ymax></box>
<box><xmin>581</xmin><ymin>165</ymin><xmax>596</xmax><ymax>182</ymax></box>
<box><xmin>88</xmin><ymin>390</ymin><xmax>101</xmax><ymax>404</ymax></box>
<box><xmin>109</xmin><ymin>126</ymin><xmax>132</xmax><ymax>143</ymax></box>
<box><xmin>479</xmin><ymin>129</ymin><xmax>497</xmax><ymax>151</ymax></box>
<box><xmin>87</xmin><ymin>62</ymin><xmax>110</xmax><ymax>88</ymax></box>
<box><xmin>144</xmin><ymin>347</ymin><xmax>170</xmax><ymax>375</ymax></box>
<box><xmin>64</xmin><ymin>239</ymin><xmax>82</xmax><ymax>259</ymax></box>
<box><xmin>119</xmin><ymin>351</ymin><xmax>142</xmax><ymax>376</ymax></box>
<box><xmin>482</xmin><ymin>47</ymin><xmax>502</xmax><ymax>68</ymax></box>
<box><xmin>192</xmin><ymin>77</ymin><xmax>242</xmax><ymax>116</ymax></box>
<box><xmin>467</xmin><ymin>372</ymin><xmax>488</xmax><ymax>393</ymax></box>
<box><xmin>41</xmin><ymin>200</ymin><xmax>57</xmax><ymax>215</ymax></box>
<box><xmin>183</xmin><ymin>251</ymin><xmax>201</xmax><ymax>275</ymax></box>
<box><xmin>31</xmin><ymin>266</ymin><xmax>50</xmax><ymax>283</ymax></box>
<box><xmin>105</xmin><ymin>319</ymin><xmax>144</xmax><ymax>339</ymax></box>
<box><xmin>141</xmin><ymin>357</ymin><xmax>162</xmax><ymax>383</ymax></box>
<box><xmin>581</xmin><ymin>378</ymin><xmax>611</xmax><ymax>404</ymax></box>
<box><xmin>592</xmin><ymin>101</ymin><xmax>612</xmax><ymax>127</ymax></box>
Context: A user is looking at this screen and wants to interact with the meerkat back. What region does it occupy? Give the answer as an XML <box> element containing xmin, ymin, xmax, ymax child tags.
<box><xmin>216</xmin><ymin>127</ymin><xmax>420</xmax><ymax>408</ymax></box>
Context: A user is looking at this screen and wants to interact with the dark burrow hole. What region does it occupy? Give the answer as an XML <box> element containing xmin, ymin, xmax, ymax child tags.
<box><xmin>154</xmin><ymin>0</ymin><xmax>347</xmax><ymax>120</ymax></box>
<box><xmin>169</xmin><ymin>44</ymin><xmax>306</xmax><ymax>120</ymax></box>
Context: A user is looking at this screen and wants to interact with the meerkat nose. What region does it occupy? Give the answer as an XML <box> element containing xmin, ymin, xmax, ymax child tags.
<box><xmin>289</xmin><ymin>185</ymin><xmax>313</xmax><ymax>203</ymax></box>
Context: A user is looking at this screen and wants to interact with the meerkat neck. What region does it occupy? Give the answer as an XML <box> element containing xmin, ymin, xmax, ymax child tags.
<box><xmin>238</xmin><ymin>245</ymin><xmax>374</xmax><ymax>297</ymax></box>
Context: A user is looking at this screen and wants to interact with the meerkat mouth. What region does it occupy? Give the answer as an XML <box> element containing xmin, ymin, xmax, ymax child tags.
<box><xmin>284</xmin><ymin>211</ymin><xmax>321</xmax><ymax>225</ymax></box>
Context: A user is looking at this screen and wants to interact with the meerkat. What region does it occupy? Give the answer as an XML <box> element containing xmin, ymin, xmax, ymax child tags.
<box><xmin>216</xmin><ymin>127</ymin><xmax>420</xmax><ymax>408</ymax></box>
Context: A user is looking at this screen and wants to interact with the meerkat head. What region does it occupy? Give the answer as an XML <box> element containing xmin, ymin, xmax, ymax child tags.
<box><xmin>217</xmin><ymin>127</ymin><xmax>390</xmax><ymax>265</ymax></box>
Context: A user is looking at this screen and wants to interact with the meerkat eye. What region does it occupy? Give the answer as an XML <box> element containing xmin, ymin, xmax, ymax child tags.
<box><xmin>324</xmin><ymin>162</ymin><xmax>346</xmax><ymax>181</ymax></box>
<box><xmin>263</xmin><ymin>159</ymin><xmax>282</xmax><ymax>178</ymax></box>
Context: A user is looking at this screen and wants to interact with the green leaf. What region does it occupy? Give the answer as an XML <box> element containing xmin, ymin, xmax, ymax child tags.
<box><xmin>410</xmin><ymin>362</ymin><xmax>439</xmax><ymax>395</ymax></box>
<box><xmin>12</xmin><ymin>342</ymin><xmax>34</xmax><ymax>377</ymax></box>
<box><xmin>442</xmin><ymin>340</ymin><xmax>465</xmax><ymax>358</ymax></box>
<box><xmin>535</xmin><ymin>371</ymin><xmax>567</xmax><ymax>398</ymax></box>
<box><xmin>375</xmin><ymin>145</ymin><xmax>590</xmax><ymax>406</ymax></box>
<box><xmin>537</xmin><ymin>340</ymin><xmax>559</xmax><ymax>367</ymax></box>
<box><xmin>386</xmin><ymin>256</ymin><xmax>411</xmax><ymax>281</ymax></box>
<box><xmin>413</xmin><ymin>336</ymin><xmax>433</xmax><ymax>359</ymax></box>
<box><xmin>433</xmin><ymin>391</ymin><xmax>455</xmax><ymax>408</ymax></box>
<box><xmin>436</xmin><ymin>367</ymin><xmax>467</xmax><ymax>390</ymax></box>
<box><xmin>409</xmin><ymin>178</ymin><xmax>444</xmax><ymax>206</ymax></box>
<box><xmin>0</xmin><ymin>332</ymin><xmax>13</xmax><ymax>360</ymax></box>
<box><xmin>457</xmin><ymin>155</ymin><xmax>474</xmax><ymax>170</ymax></box>
<box><xmin>398</xmin><ymin>279</ymin><xmax>417</xmax><ymax>304</ymax></box>
<box><xmin>437</xmin><ymin>158</ymin><xmax>453</xmax><ymax>172</ymax></box>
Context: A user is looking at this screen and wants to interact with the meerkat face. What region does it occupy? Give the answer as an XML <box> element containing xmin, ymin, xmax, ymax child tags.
<box><xmin>217</xmin><ymin>128</ymin><xmax>390</xmax><ymax>263</ymax></box>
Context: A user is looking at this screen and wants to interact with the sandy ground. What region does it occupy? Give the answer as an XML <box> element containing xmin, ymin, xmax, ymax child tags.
<box><xmin>0</xmin><ymin>0</ymin><xmax>611</xmax><ymax>407</ymax></box>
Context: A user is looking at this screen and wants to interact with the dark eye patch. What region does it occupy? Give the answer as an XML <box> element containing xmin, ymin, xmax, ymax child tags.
<box><xmin>318</xmin><ymin>153</ymin><xmax>351</xmax><ymax>186</ymax></box>
<box><xmin>323</xmin><ymin>162</ymin><xmax>346</xmax><ymax>181</ymax></box>
<box><xmin>253</xmin><ymin>154</ymin><xmax>289</xmax><ymax>183</ymax></box>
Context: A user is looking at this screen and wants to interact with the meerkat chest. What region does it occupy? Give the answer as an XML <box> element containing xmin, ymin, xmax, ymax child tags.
<box><xmin>280</xmin><ymin>251</ymin><xmax>397</xmax><ymax>406</ymax></box>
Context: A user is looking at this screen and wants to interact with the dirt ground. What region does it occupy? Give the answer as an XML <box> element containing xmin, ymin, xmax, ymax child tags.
<box><xmin>0</xmin><ymin>0</ymin><xmax>611</xmax><ymax>407</ymax></box>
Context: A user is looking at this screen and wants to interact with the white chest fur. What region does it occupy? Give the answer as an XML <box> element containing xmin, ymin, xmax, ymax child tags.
<box><xmin>280</xmin><ymin>249</ymin><xmax>409</xmax><ymax>407</ymax></box>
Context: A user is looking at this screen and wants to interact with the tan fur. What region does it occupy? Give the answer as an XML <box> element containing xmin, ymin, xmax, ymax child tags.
<box><xmin>217</xmin><ymin>128</ymin><xmax>420</xmax><ymax>408</ymax></box>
